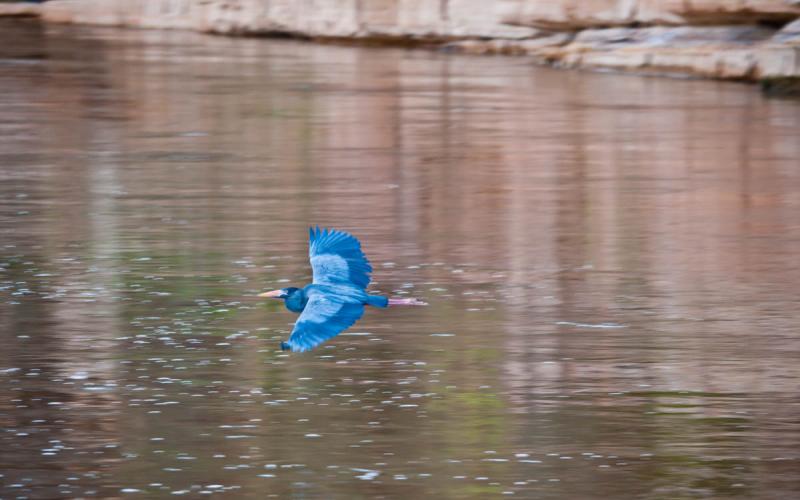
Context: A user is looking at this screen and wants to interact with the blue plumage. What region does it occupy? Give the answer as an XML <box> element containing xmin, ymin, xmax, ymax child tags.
<box><xmin>282</xmin><ymin>290</ymin><xmax>365</xmax><ymax>352</ymax></box>
<box><xmin>259</xmin><ymin>227</ymin><xmax>389</xmax><ymax>352</ymax></box>
<box><xmin>309</xmin><ymin>226</ymin><xmax>372</xmax><ymax>289</ymax></box>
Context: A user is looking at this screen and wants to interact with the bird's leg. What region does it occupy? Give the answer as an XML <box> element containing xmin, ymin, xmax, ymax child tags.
<box><xmin>387</xmin><ymin>297</ymin><xmax>428</xmax><ymax>306</ymax></box>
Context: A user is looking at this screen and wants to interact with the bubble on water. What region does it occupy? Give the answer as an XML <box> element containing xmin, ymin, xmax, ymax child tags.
<box><xmin>554</xmin><ymin>321</ymin><xmax>626</xmax><ymax>329</ymax></box>
<box><xmin>352</xmin><ymin>468</ymin><xmax>380</xmax><ymax>480</ymax></box>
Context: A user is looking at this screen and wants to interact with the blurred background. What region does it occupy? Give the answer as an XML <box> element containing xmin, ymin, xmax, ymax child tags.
<box><xmin>1</xmin><ymin>2</ymin><xmax>799</xmax><ymax>499</ymax></box>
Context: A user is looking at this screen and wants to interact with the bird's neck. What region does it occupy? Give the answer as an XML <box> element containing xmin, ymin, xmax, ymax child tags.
<box><xmin>284</xmin><ymin>289</ymin><xmax>308</xmax><ymax>313</ymax></box>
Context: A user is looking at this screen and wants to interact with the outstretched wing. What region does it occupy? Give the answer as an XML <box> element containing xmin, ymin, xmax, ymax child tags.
<box><xmin>309</xmin><ymin>226</ymin><xmax>372</xmax><ymax>289</ymax></box>
<box><xmin>282</xmin><ymin>293</ymin><xmax>365</xmax><ymax>352</ymax></box>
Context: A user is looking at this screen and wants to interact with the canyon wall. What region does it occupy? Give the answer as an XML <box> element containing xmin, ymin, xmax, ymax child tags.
<box><xmin>493</xmin><ymin>0</ymin><xmax>800</xmax><ymax>85</ymax></box>
<box><xmin>501</xmin><ymin>0</ymin><xmax>800</xmax><ymax>29</ymax></box>
<box><xmin>5</xmin><ymin>0</ymin><xmax>799</xmax><ymax>84</ymax></box>
<box><xmin>37</xmin><ymin>0</ymin><xmax>536</xmax><ymax>40</ymax></box>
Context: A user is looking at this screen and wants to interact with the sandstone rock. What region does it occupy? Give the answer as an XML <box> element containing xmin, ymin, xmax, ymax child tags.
<box><xmin>32</xmin><ymin>0</ymin><xmax>800</xmax><ymax>83</ymax></box>
<box><xmin>572</xmin><ymin>26</ymin><xmax>775</xmax><ymax>48</ymax></box>
<box><xmin>42</xmin><ymin>0</ymin><xmax>202</xmax><ymax>29</ymax></box>
<box><xmin>761</xmin><ymin>76</ymin><xmax>800</xmax><ymax>96</ymax></box>
<box><xmin>0</xmin><ymin>2</ymin><xmax>42</xmax><ymax>17</ymax></box>
<box><xmin>675</xmin><ymin>0</ymin><xmax>800</xmax><ymax>24</ymax></box>
<box><xmin>757</xmin><ymin>46</ymin><xmax>800</xmax><ymax>76</ymax></box>
<box><xmin>634</xmin><ymin>0</ymin><xmax>694</xmax><ymax>25</ymax></box>
<box><xmin>443</xmin><ymin>0</ymin><xmax>539</xmax><ymax>39</ymax></box>
<box><xmin>42</xmin><ymin>0</ymin><xmax>537</xmax><ymax>39</ymax></box>
<box><xmin>501</xmin><ymin>0</ymin><xmax>800</xmax><ymax>29</ymax></box>
<box><xmin>546</xmin><ymin>45</ymin><xmax>763</xmax><ymax>80</ymax></box>
<box><xmin>772</xmin><ymin>17</ymin><xmax>800</xmax><ymax>43</ymax></box>
<box><xmin>442</xmin><ymin>32</ymin><xmax>573</xmax><ymax>55</ymax></box>
<box><xmin>526</xmin><ymin>24</ymin><xmax>797</xmax><ymax>80</ymax></box>
<box><xmin>500</xmin><ymin>0</ymin><xmax>637</xmax><ymax>30</ymax></box>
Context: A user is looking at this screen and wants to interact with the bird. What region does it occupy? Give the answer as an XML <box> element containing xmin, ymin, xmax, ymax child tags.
<box><xmin>259</xmin><ymin>226</ymin><xmax>426</xmax><ymax>352</ymax></box>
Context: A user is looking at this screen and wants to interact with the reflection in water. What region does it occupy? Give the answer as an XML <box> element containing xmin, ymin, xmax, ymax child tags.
<box><xmin>1</xmin><ymin>18</ymin><xmax>800</xmax><ymax>499</ymax></box>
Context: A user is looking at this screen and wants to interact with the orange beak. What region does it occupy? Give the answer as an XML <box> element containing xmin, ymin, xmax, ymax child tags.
<box><xmin>258</xmin><ymin>289</ymin><xmax>285</xmax><ymax>298</ymax></box>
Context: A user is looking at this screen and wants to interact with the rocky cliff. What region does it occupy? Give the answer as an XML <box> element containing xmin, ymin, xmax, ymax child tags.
<box><xmin>4</xmin><ymin>0</ymin><xmax>798</xmax><ymax>86</ymax></box>
<box><xmin>37</xmin><ymin>0</ymin><xmax>536</xmax><ymax>40</ymax></box>
<box><xmin>502</xmin><ymin>0</ymin><xmax>800</xmax><ymax>29</ymax></box>
<box><xmin>493</xmin><ymin>0</ymin><xmax>800</xmax><ymax>86</ymax></box>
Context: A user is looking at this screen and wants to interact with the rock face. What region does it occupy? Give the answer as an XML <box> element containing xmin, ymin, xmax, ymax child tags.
<box><xmin>40</xmin><ymin>0</ymin><xmax>537</xmax><ymax>39</ymax></box>
<box><xmin>542</xmin><ymin>29</ymin><xmax>800</xmax><ymax>80</ymax></box>
<box><xmin>0</xmin><ymin>2</ymin><xmax>42</xmax><ymax>17</ymax></box>
<box><xmin>29</xmin><ymin>0</ymin><xmax>800</xmax><ymax>86</ymax></box>
<box><xmin>494</xmin><ymin>1</ymin><xmax>800</xmax><ymax>82</ymax></box>
<box><xmin>773</xmin><ymin>17</ymin><xmax>800</xmax><ymax>42</ymax></box>
<box><xmin>492</xmin><ymin>0</ymin><xmax>800</xmax><ymax>83</ymax></box>
<box><xmin>501</xmin><ymin>0</ymin><xmax>800</xmax><ymax>29</ymax></box>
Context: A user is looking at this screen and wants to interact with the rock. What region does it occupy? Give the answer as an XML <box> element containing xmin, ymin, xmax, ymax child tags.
<box><xmin>501</xmin><ymin>0</ymin><xmax>800</xmax><ymax>29</ymax></box>
<box><xmin>571</xmin><ymin>25</ymin><xmax>775</xmax><ymax>48</ymax></box>
<box><xmin>0</xmin><ymin>2</ymin><xmax>42</xmax><ymax>17</ymax></box>
<box><xmin>442</xmin><ymin>0</ymin><xmax>539</xmax><ymax>39</ymax></box>
<box><xmin>41</xmin><ymin>0</ymin><xmax>538</xmax><ymax>40</ymax></box>
<box><xmin>442</xmin><ymin>32</ymin><xmax>573</xmax><ymax>55</ymax></box>
<box><xmin>527</xmin><ymin>25</ymin><xmax>796</xmax><ymax>80</ymax></box>
<box><xmin>772</xmin><ymin>17</ymin><xmax>800</xmax><ymax>43</ymax></box>
<box><xmin>30</xmin><ymin>0</ymin><xmax>800</xmax><ymax>83</ymax></box>
<box><xmin>761</xmin><ymin>76</ymin><xmax>800</xmax><ymax>96</ymax></box>
<box><xmin>500</xmin><ymin>0</ymin><xmax>637</xmax><ymax>30</ymax></box>
<box><xmin>551</xmin><ymin>45</ymin><xmax>763</xmax><ymax>80</ymax></box>
<box><xmin>757</xmin><ymin>46</ymin><xmax>800</xmax><ymax>76</ymax></box>
<box><xmin>684</xmin><ymin>1</ymin><xmax>800</xmax><ymax>24</ymax></box>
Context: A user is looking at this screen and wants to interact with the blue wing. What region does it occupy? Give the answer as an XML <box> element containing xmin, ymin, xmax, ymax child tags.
<box><xmin>283</xmin><ymin>292</ymin><xmax>365</xmax><ymax>352</ymax></box>
<box><xmin>309</xmin><ymin>226</ymin><xmax>372</xmax><ymax>289</ymax></box>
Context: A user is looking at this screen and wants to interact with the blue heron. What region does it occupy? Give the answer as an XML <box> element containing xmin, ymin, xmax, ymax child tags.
<box><xmin>260</xmin><ymin>227</ymin><xmax>425</xmax><ymax>352</ymax></box>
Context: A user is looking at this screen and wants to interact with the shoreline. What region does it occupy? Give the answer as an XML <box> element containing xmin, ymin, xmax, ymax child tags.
<box><xmin>2</xmin><ymin>0</ymin><xmax>798</xmax><ymax>95</ymax></box>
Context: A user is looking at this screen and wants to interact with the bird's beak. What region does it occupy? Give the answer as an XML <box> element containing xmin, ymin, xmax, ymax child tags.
<box><xmin>258</xmin><ymin>290</ymin><xmax>285</xmax><ymax>298</ymax></box>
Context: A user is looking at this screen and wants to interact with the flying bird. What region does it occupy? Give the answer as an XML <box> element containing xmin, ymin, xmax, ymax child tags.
<box><xmin>259</xmin><ymin>227</ymin><xmax>425</xmax><ymax>352</ymax></box>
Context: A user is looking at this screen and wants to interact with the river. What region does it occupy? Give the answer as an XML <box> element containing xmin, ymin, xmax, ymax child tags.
<box><xmin>1</xmin><ymin>19</ymin><xmax>799</xmax><ymax>499</ymax></box>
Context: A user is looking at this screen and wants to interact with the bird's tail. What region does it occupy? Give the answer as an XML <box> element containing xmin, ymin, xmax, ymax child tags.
<box><xmin>387</xmin><ymin>297</ymin><xmax>428</xmax><ymax>306</ymax></box>
<box><xmin>365</xmin><ymin>295</ymin><xmax>389</xmax><ymax>308</ymax></box>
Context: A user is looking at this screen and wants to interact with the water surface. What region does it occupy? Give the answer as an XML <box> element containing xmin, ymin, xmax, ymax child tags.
<box><xmin>1</xmin><ymin>19</ymin><xmax>799</xmax><ymax>499</ymax></box>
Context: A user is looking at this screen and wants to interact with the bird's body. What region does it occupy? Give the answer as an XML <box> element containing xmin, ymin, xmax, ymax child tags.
<box><xmin>279</xmin><ymin>284</ymin><xmax>387</xmax><ymax>314</ymax></box>
<box><xmin>259</xmin><ymin>227</ymin><xmax>424</xmax><ymax>352</ymax></box>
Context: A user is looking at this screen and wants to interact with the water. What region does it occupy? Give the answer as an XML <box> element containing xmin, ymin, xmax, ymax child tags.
<box><xmin>1</xmin><ymin>19</ymin><xmax>799</xmax><ymax>499</ymax></box>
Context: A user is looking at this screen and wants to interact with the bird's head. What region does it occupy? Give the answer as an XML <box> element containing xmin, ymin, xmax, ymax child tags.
<box><xmin>258</xmin><ymin>287</ymin><xmax>300</xmax><ymax>300</ymax></box>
